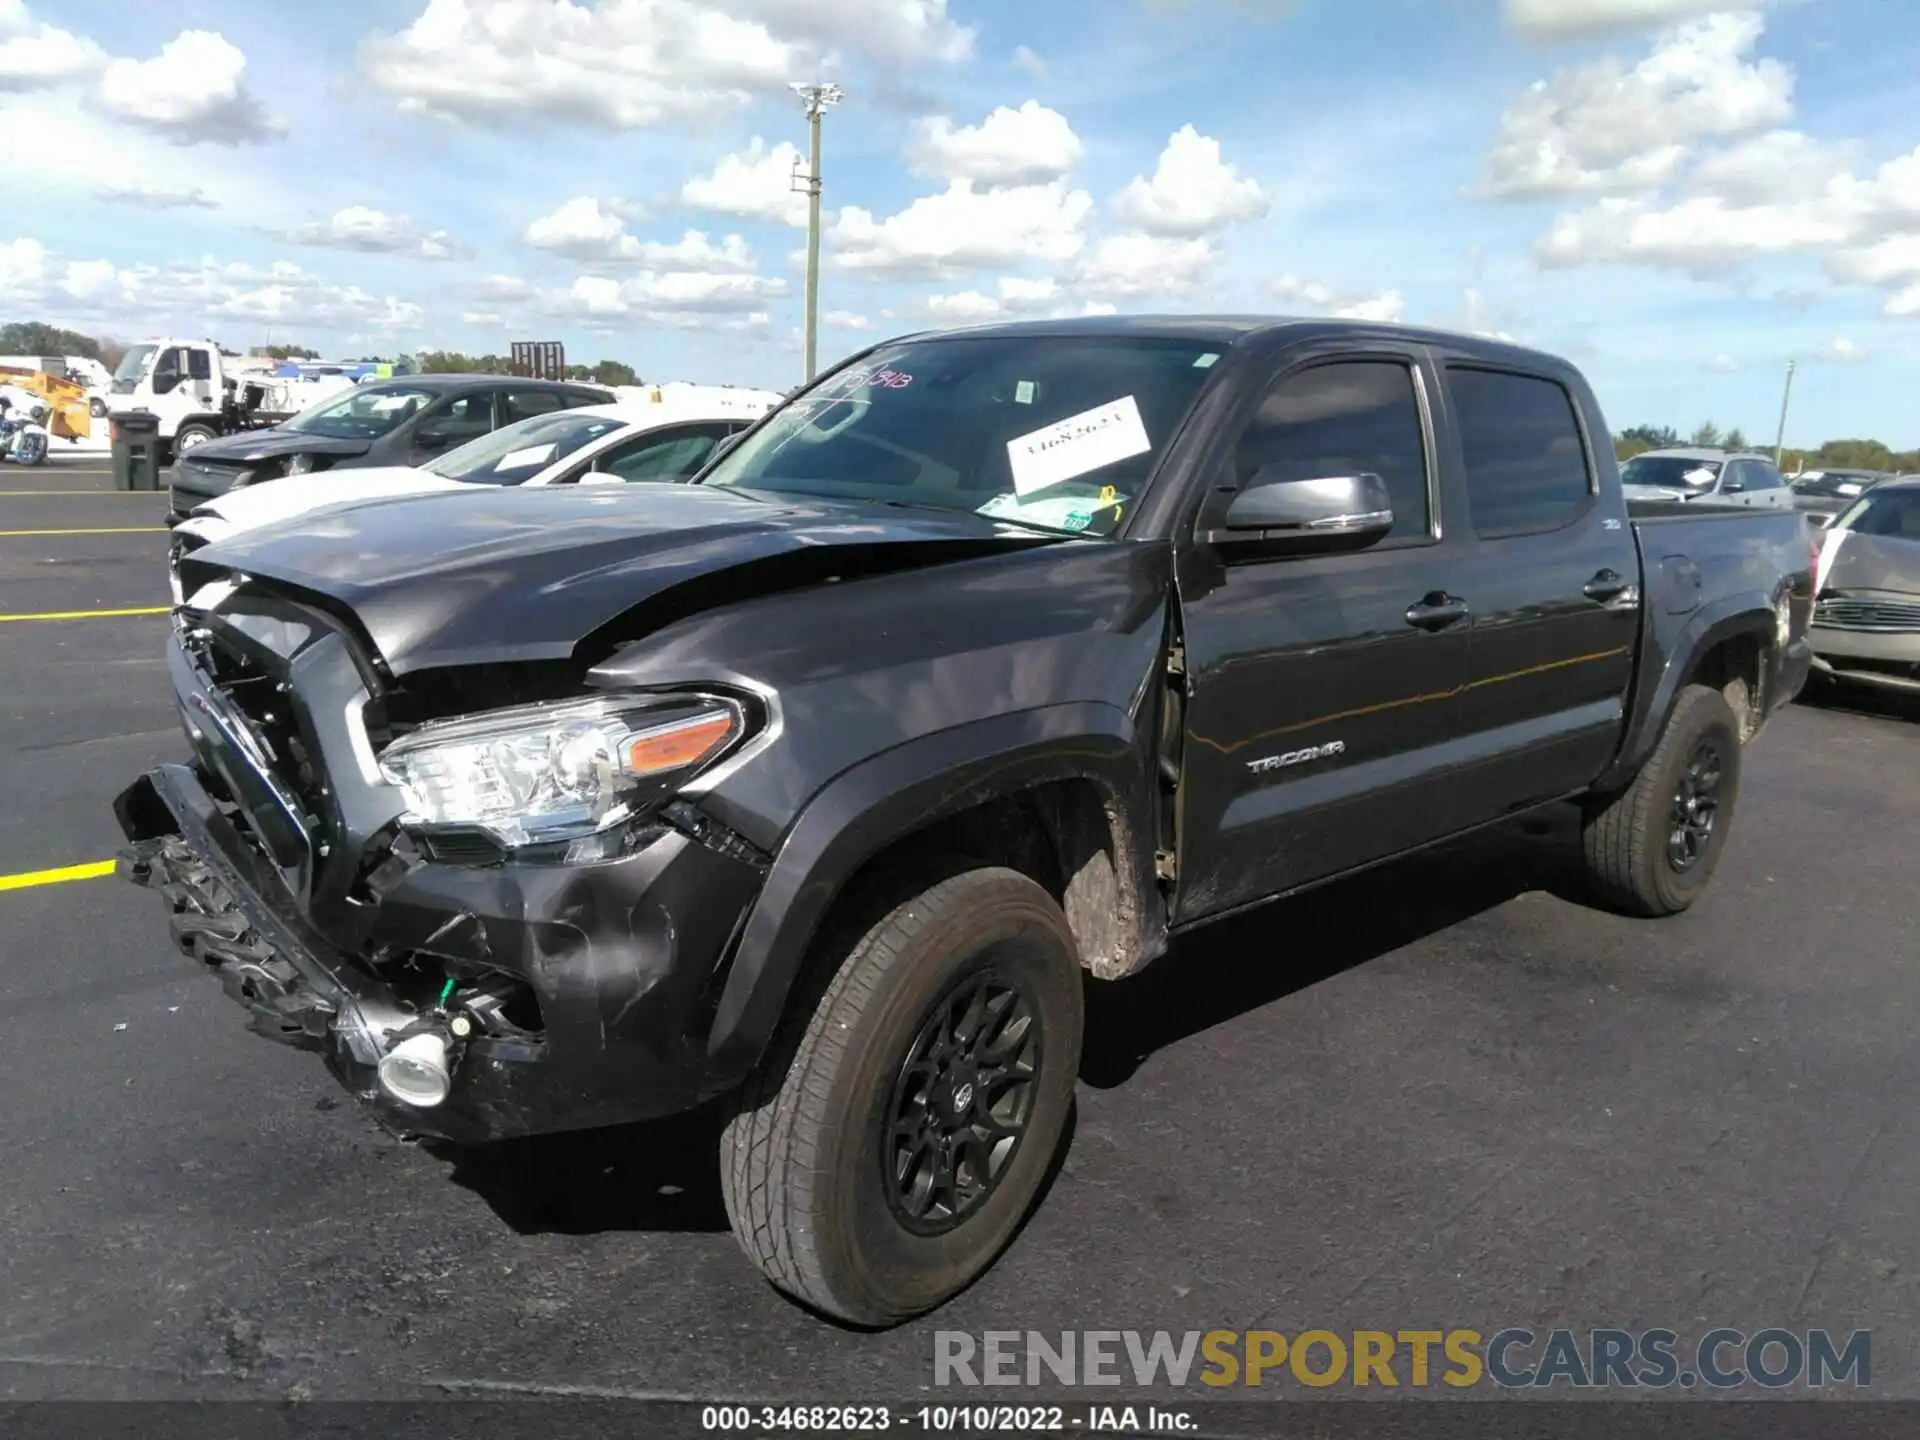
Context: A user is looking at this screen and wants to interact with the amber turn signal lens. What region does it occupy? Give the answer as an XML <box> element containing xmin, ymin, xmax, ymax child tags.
<box><xmin>621</xmin><ymin>709</ymin><xmax>737</xmax><ymax>777</ymax></box>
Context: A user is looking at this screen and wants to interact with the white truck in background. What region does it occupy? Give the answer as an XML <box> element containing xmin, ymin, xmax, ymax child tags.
<box><xmin>107</xmin><ymin>340</ymin><xmax>363</xmax><ymax>465</ymax></box>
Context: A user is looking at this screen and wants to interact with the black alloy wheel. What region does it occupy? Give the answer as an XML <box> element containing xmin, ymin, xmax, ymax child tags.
<box><xmin>883</xmin><ymin>966</ymin><xmax>1043</xmax><ymax>1235</ymax></box>
<box><xmin>1667</xmin><ymin>734</ymin><xmax>1727</xmax><ymax>872</ymax></box>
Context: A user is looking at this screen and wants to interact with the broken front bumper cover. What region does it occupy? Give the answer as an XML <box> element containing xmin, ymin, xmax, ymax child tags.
<box><xmin>114</xmin><ymin>763</ymin><xmax>758</xmax><ymax>1145</ymax></box>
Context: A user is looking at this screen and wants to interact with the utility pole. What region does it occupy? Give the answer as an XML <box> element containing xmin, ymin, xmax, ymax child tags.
<box><xmin>1773</xmin><ymin>358</ymin><xmax>1796</xmax><ymax>468</ymax></box>
<box><xmin>789</xmin><ymin>82</ymin><xmax>843</xmax><ymax>385</ymax></box>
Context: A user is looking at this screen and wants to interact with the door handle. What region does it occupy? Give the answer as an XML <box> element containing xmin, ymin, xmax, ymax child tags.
<box><xmin>1583</xmin><ymin>569</ymin><xmax>1631</xmax><ymax>602</ymax></box>
<box><xmin>1405</xmin><ymin>592</ymin><xmax>1469</xmax><ymax>631</ymax></box>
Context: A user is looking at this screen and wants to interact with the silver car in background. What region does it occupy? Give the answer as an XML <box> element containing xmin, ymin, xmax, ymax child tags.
<box><xmin>1810</xmin><ymin>475</ymin><xmax>1920</xmax><ymax>697</ymax></box>
<box><xmin>1619</xmin><ymin>448</ymin><xmax>1796</xmax><ymax>509</ymax></box>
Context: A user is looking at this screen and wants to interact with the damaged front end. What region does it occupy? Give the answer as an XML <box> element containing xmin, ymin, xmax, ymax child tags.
<box><xmin>116</xmin><ymin>586</ymin><xmax>773</xmax><ymax>1145</ymax></box>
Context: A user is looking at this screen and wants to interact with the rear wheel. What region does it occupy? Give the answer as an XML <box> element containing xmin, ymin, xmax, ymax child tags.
<box><xmin>1580</xmin><ymin>683</ymin><xmax>1742</xmax><ymax>917</ymax></box>
<box><xmin>720</xmin><ymin>866</ymin><xmax>1083</xmax><ymax>1326</ymax></box>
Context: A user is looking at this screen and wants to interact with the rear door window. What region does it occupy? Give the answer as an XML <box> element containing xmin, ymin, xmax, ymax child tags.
<box><xmin>1449</xmin><ymin>368</ymin><xmax>1594</xmax><ymax>536</ymax></box>
<box><xmin>501</xmin><ymin>389</ymin><xmax>570</xmax><ymax>423</ymax></box>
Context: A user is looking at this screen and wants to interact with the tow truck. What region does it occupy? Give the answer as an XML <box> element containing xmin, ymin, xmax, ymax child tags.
<box><xmin>107</xmin><ymin>340</ymin><xmax>364</xmax><ymax>466</ymax></box>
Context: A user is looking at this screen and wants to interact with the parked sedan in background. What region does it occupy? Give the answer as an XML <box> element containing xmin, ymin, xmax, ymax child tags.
<box><xmin>1810</xmin><ymin>475</ymin><xmax>1920</xmax><ymax>696</ymax></box>
<box><xmin>1619</xmin><ymin>448</ymin><xmax>1795</xmax><ymax>508</ymax></box>
<box><xmin>168</xmin><ymin>374</ymin><xmax>615</xmax><ymax>522</ymax></box>
<box><xmin>1791</xmin><ymin>468</ymin><xmax>1887</xmax><ymax>524</ymax></box>
<box><xmin>168</xmin><ymin>389</ymin><xmax>783</xmax><ymax>601</ymax></box>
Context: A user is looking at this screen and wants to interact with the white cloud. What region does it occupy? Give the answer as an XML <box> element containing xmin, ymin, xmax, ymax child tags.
<box><xmin>827</xmin><ymin>180</ymin><xmax>1092</xmax><ymax>280</ymax></box>
<box><xmin>470</xmin><ymin>263</ymin><xmax>787</xmax><ymax>332</ymax></box>
<box><xmin>284</xmin><ymin>206</ymin><xmax>468</xmax><ymax>261</ymax></box>
<box><xmin>0</xmin><ymin>0</ymin><xmax>104</xmax><ymax>89</ymax></box>
<box><xmin>0</xmin><ymin>239</ymin><xmax>428</xmax><ymax>333</ymax></box>
<box><xmin>0</xmin><ymin>235</ymin><xmax>47</xmax><ymax>288</ymax></box>
<box><xmin>922</xmin><ymin>274</ymin><xmax>1062</xmax><ymax>320</ymax></box>
<box><xmin>1074</xmin><ymin>233</ymin><xmax>1218</xmax><ymax>297</ymax></box>
<box><xmin>1686</xmin><ymin>129</ymin><xmax>1857</xmax><ymax>206</ymax></box>
<box><xmin>1705</xmin><ymin>352</ymin><xmax>1741</xmax><ymax>373</ymax></box>
<box><xmin>362</xmin><ymin>0</ymin><xmax>971</xmax><ymax>129</ymax></box>
<box><xmin>1504</xmin><ymin>0</ymin><xmax>1753</xmax><ymax>38</ymax></box>
<box><xmin>1112</xmin><ymin>125</ymin><xmax>1268</xmax><ymax>237</ymax></box>
<box><xmin>94</xmin><ymin>183</ymin><xmax>218</xmax><ymax>210</ymax></box>
<box><xmin>1011</xmin><ymin>44</ymin><xmax>1047</xmax><ymax>79</ymax></box>
<box><xmin>907</xmin><ymin>101</ymin><xmax>1082</xmax><ymax>187</ymax></box>
<box><xmin>682</xmin><ymin>137</ymin><xmax>810</xmax><ymax>228</ymax></box>
<box><xmin>525</xmin><ymin>198</ymin><xmax>757</xmax><ymax>272</ymax></box>
<box><xmin>1480</xmin><ymin>13</ymin><xmax>1790</xmax><ymax>199</ymax></box>
<box><xmin>1817</xmin><ymin>335</ymin><xmax>1867</xmax><ymax>362</ymax></box>
<box><xmin>92</xmin><ymin>29</ymin><xmax>284</xmax><ymax>145</ymax></box>
<box><xmin>825</xmin><ymin>310</ymin><xmax>872</xmax><ymax>329</ymax></box>
<box><xmin>1535</xmin><ymin>194</ymin><xmax>1854</xmax><ymax>271</ymax></box>
<box><xmin>1271</xmin><ymin>273</ymin><xmax>1406</xmax><ymax>322</ymax></box>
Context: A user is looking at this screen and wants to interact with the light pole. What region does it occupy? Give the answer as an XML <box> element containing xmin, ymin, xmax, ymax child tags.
<box><xmin>1773</xmin><ymin>358</ymin><xmax>1796</xmax><ymax>469</ymax></box>
<box><xmin>789</xmin><ymin>81</ymin><xmax>843</xmax><ymax>385</ymax></box>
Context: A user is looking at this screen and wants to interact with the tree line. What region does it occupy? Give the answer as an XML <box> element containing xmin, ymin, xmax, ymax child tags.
<box><xmin>0</xmin><ymin>323</ymin><xmax>644</xmax><ymax>388</ymax></box>
<box><xmin>1615</xmin><ymin>423</ymin><xmax>1919</xmax><ymax>474</ymax></box>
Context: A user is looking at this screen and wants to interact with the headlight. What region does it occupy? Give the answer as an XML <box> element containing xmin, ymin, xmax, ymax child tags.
<box><xmin>284</xmin><ymin>453</ymin><xmax>315</xmax><ymax>476</ymax></box>
<box><xmin>377</xmin><ymin>694</ymin><xmax>746</xmax><ymax>851</ymax></box>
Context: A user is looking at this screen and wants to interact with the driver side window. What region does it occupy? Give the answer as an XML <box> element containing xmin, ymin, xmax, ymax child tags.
<box><xmin>591</xmin><ymin>424</ymin><xmax>736</xmax><ymax>482</ymax></box>
<box><xmin>1232</xmin><ymin>360</ymin><xmax>1433</xmax><ymax>542</ymax></box>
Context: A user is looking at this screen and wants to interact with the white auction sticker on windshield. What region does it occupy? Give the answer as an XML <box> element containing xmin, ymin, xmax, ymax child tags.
<box><xmin>1006</xmin><ymin>396</ymin><xmax>1150</xmax><ymax>495</ymax></box>
<box><xmin>498</xmin><ymin>443</ymin><xmax>557</xmax><ymax>469</ymax></box>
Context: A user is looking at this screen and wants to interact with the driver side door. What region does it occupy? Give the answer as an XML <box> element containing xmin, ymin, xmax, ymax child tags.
<box><xmin>1172</xmin><ymin>349</ymin><xmax>1477</xmax><ymax>923</ymax></box>
<box><xmin>405</xmin><ymin>391</ymin><xmax>496</xmax><ymax>465</ymax></box>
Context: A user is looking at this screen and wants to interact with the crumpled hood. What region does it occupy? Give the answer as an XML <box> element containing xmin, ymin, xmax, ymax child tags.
<box><xmin>190</xmin><ymin>428</ymin><xmax>372</xmax><ymax>464</ymax></box>
<box><xmin>182</xmin><ymin>466</ymin><xmax>459</xmax><ymax>533</ymax></box>
<box><xmin>182</xmin><ymin>483</ymin><xmax>1068</xmax><ymax>674</ymax></box>
<box><xmin>1817</xmin><ymin>529</ymin><xmax>1920</xmax><ymax>598</ymax></box>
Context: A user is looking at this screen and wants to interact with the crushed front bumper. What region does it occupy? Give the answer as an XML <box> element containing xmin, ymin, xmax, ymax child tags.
<box><xmin>116</xmin><ymin>762</ymin><xmax>767</xmax><ymax>1145</ymax></box>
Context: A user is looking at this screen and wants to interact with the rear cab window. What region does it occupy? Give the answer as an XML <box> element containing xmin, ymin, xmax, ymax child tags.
<box><xmin>1448</xmin><ymin>368</ymin><xmax>1595</xmax><ymax>535</ymax></box>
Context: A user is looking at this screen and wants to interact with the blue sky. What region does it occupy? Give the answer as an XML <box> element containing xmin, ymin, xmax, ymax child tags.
<box><xmin>4</xmin><ymin>0</ymin><xmax>1920</xmax><ymax>445</ymax></box>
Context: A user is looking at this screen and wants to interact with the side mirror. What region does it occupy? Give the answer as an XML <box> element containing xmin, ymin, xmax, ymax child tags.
<box><xmin>1204</xmin><ymin>469</ymin><xmax>1394</xmax><ymax>557</ymax></box>
<box><xmin>1720</xmin><ymin>478</ymin><xmax>1745</xmax><ymax>493</ymax></box>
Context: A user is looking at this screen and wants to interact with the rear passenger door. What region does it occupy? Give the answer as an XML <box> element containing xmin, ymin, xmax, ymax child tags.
<box><xmin>1173</xmin><ymin>349</ymin><xmax>1477</xmax><ymax>922</ymax></box>
<box><xmin>408</xmin><ymin>391</ymin><xmax>495</xmax><ymax>463</ymax></box>
<box><xmin>1444</xmin><ymin>364</ymin><xmax>1641</xmax><ymax>811</ymax></box>
<box><xmin>1740</xmin><ymin>458</ymin><xmax>1793</xmax><ymax>509</ymax></box>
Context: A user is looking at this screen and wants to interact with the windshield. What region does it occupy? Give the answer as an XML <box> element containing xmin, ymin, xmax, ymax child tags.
<box><xmin>1621</xmin><ymin>455</ymin><xmax>1721</xmax><ymax>490</ymax></box>
<box><xmin>111</xmin><ymin>344</ymin><xmax>156</xmax><ymax>393</ymax></box>
<box><xmin>281</xmin><ymin>383</ymin><xmax>440</xmax><ymax>440</ymax></box>
<box><xmin>427</xmin><ymin>409</ymin><xmax>629</xmax><ymax>484</ymax></box>
<box><xmin>1832</xmin><ymin>487</ymin><xmax>1920</xmax><ymax>540</ymax></box>
<box><xmin>697</xmin><ymin>334</ymin><xmax>1230</xmax><ymax>535</ymax></box>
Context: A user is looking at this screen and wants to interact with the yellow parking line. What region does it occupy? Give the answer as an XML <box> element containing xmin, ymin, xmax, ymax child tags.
<box><xmin>0</xmin><ymin>859</ymin><xmax>116</xmax><ymax>892</ymax></box>
<box><xmin>0</xmin><ymin>490</ymin><xmax>157</xmax><ymax>496</ymax></box>
<box><xmin>0</xmin><ymin>527</ymin><xmax>166</xmax><ymax>536</ymax></box>
<box><xmin>0</xmin><ymin>606</ymin><xmax>169</xmax><ymax>621</ymax></box>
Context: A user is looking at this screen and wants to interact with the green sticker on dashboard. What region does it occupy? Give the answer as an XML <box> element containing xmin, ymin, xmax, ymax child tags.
<box><xmin>1063</xmin><ymin>509</ymin><xmax>1094</xmax><ymax>531</ymax></box>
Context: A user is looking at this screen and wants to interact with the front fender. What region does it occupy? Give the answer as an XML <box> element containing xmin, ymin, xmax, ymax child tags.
<box><xmin>702</xmin><ymin>701</ymin><xmax>1152</xmax><ymax>1080</ymax></box>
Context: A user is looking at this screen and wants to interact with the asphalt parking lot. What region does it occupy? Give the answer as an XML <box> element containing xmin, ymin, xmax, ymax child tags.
<box><xmin>2</xmin><ymin>463</ymin><xmax>1917</xmax><ymax>1405</ymax></box>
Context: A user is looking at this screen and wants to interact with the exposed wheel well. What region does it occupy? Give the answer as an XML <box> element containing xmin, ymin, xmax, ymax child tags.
<box><xmin>818</xmin><ymin>781</ymin><xmax>1157</xmax><ymax>983</ymax></box>
<box><xmin>1683</xmin><ymin>629</ymin><xmax>1765</xmax><ymax>742</ymax></box>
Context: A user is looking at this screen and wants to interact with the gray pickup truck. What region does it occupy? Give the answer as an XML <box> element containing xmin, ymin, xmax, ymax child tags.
<box><xmin>117</xmin><ymin>317</ymin><xmax>1814</xmax><ymax>1326</ymax></box>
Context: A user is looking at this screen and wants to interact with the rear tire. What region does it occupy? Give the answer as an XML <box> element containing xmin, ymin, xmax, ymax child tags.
<box><xmin>1580</xmin><ymin>683</ymin><xmax>1742</xmax><ymax>917</ymax></box>
<box><xmin>720</xmin><ymin>866</ymin><xmax>1083</xmax><ymax>1326</ymax></box>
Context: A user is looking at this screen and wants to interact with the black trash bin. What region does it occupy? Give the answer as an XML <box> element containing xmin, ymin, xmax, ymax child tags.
<box><xmin>110</xmin><ymin>413</ymin><xmax>162</xmax><ymax>492</ymax></box>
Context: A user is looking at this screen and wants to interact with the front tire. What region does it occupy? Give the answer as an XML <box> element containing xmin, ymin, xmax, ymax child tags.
<box><xmin>172</xmin><ymin>423</ymin><xmax>218</xmax><ymax>460</ymax></box>
<box><xmin>720</xmin><ymin>866</ymin><xmax>1083</xmax><ymax>1326</ymax></box>
<box><xmin>1580</xmin><ymin>683</ymin><xmax>1743</xmax><ymax>917</ymax></box>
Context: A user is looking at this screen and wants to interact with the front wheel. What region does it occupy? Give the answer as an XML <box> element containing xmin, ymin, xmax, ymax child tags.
<box><xmin>171</xmin><ymin>423</ymin><xmax>218</xmax><ymax>460</ymax></box>
<box><xmin>14</xmin><ymin>430</ymin><xmax>46</xmax><ymax>465</ymax></box>
<box><xmin>720</xmin><ymin>866</ymin><xmax>1083</xmax><ymax>1326</ymax></box>
<box><xmin>1580</xmin><ymin>683</ymin><xmax>1743</xmax><ymax>917</ymax></box>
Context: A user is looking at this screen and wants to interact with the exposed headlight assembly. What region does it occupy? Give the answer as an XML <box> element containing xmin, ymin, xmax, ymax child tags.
<box><xmin>283</xmin><ymin>452</ymin><xmax>316</xmax><ymax>476</ymax></box>
<box><xmin>378</xmin><ymin>694</ymin><xmax>747</xmax><ymax>851</ymax></box>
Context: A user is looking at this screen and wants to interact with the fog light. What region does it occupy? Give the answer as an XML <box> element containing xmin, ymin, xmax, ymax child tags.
<box><xmin>377</xmin><ymin>1032</ymin><xmax>453</xmax><ymax>1108</ymax></box>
